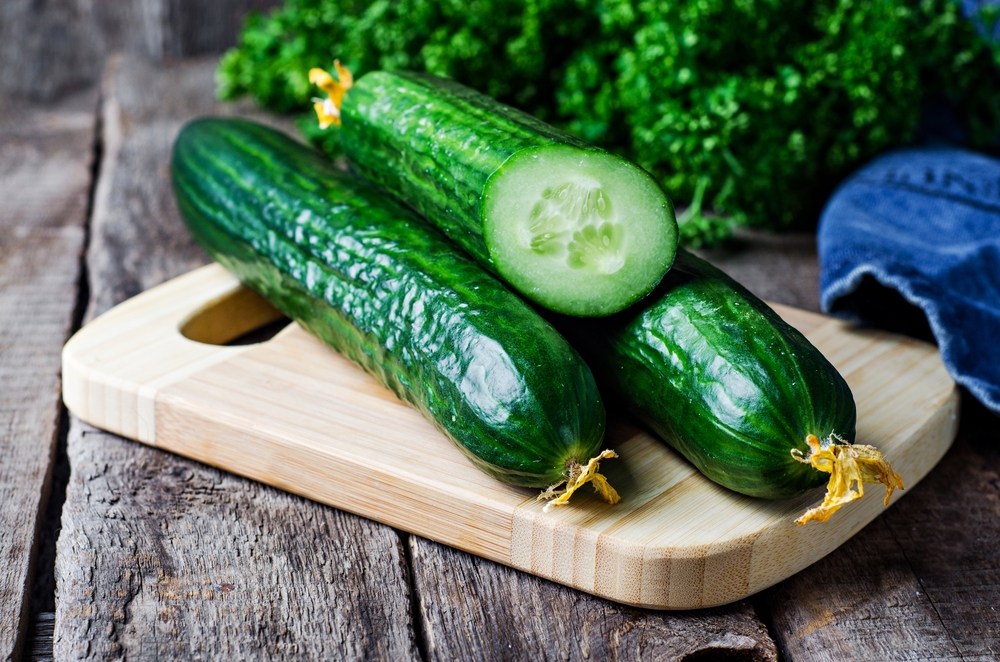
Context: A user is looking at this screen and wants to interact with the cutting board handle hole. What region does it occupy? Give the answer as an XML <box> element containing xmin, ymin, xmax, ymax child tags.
<box><xmin>180</xmin><ymin>286</ymin><xmax>290</xmax><ymax>346</ymax></box>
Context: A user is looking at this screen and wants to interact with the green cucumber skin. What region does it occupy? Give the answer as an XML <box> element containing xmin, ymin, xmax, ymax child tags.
<box><xmin>171</xmin><ymin>118</ymin><xmax>605</xmax><ymax>488</ymax></box>
<box><xmin>556</xmin><ymin>249</ymin><xmax>856</xmax><ymax>499</ymax></box>
<box><xmin>340</xmin><ymin>70</ymin><xmax>592</xmax><ymax>267</ymax></box>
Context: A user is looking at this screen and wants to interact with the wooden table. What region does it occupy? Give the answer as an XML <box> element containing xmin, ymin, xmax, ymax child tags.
<box><xmin>3</xmin><ymin>51</ymin><xmax>999</xmax><ymax>662</ymax></box>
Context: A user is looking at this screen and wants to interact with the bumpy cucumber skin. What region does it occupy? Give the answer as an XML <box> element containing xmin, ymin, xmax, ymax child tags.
<box><xmin>339</xmin><ymin>71</ymin><xmax>676</xmax><ymax>316</ymax></box>
<box><xmin>340</xmin><ymin>71</ymin><xmax>590</xmax><ymax>265</ymax></box>
<box><xmin>555</xmin><ymin>249</ymin><xmax>856</xmax><ymax>499</ymax></box>
<box><xmin>171</xmin><ymin>118</ymin><xmax>605</xmax><ymax>488</ymax></box>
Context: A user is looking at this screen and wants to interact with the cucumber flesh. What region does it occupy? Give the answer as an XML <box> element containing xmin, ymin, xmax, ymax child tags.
<box><xmin>484</xmin><ymin>145</ymin><xmax>676</xmax><ymax>317</ymax></box>
<box><xmin>339</xmin><ymin>71</ymin><xmax>678</xmax><ymax>317</ymax></box>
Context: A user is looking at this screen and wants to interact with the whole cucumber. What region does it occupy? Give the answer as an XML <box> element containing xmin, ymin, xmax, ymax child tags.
<box><xmin>553</xmin><ymin>249</ymin><xmax>902</xmax><ymax>523</ymax></box>
<box><xmin>171</xmin><ymin>117</ymin><xmax>617</xmax><ymax>506</ymax></box>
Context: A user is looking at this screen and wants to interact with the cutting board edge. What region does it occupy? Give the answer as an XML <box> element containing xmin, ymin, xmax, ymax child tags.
<box><xmin>77</xmin><ymin>380</ymin><xmax>958</xmax><ymax>612</ymax></box>
<box><xmin>60</xmin><ymin>263</ymin><xmax>962</xmax><ymax>610</ymax></box>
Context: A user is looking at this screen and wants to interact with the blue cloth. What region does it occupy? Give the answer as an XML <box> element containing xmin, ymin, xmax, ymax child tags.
<box><xmin>962</xmin><ymin>0</ymin><xmax>1000</xmax><ymax>41</ymax></box>
<box><xmin>818</xmin><ymin>147</ymin><xmax>1000</xmax><ymax>414</ymax></box>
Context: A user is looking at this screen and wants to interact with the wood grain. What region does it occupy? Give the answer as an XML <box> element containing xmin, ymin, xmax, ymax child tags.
<box><xmin>53</xmin><ymin>54</ymin><xmax>419</xmax><ymax>660</ymax></box>
<box><xmin>0</xmin><ymin>0</ymin><xmax>102</xmax><ymax>101</ymax></box>
<box><xmin>411</xmin><ymin>536</ymin><xmax>778</xmax><ymax>662</ymax></box>
<box><xmin>62</xmin><ymin>257</ymin><xmax>959</xmax><ymax>610</ymax></box>
<box><xmin>766</xmin><ymin>396</ymin><xmax>1000</xmax><ymax>661</ymax></box>
<box><xmin>0</xmin><ymin>0</ymin><xmax>278</xmax><ymax>101</ymax></box>
<box><xmin>137</xmin><ymin>0</ymin><xmax>281</xmax><ymax>60</ymax></box>
<box><xmin>0</xmin><ymin>89</ymin><xmax>96</xmax><ymax>662</ymax></box>
<box><xmin>82</xmin><ymin>55</ymin><xmax>298</xmax><ymax>322</ymax></box>
<box><xmin>55</xmin><ymin>423</ymin><xmax>420</xmax><ymax>660</ymax></box>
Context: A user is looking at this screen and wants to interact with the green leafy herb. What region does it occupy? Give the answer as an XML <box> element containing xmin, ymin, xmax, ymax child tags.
<box><xmin>218</xmin><ymin>0</ymin><xmax>1000</xmax><ymax>244</ymax></box>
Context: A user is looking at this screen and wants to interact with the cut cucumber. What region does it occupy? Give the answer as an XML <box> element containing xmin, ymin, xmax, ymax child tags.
<box><xmin>483</xmin><ymin>145</ymin><xmax>675</xmax><ymax>316</ymax></box>
<box><xmin>338</xmin><ymin>71</ymin><xmax>677</xmax><ymax>317</ymax></box>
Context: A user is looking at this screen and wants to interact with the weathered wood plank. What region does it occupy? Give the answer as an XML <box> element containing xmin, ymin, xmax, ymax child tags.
<box><xmin>0</xmin><ymin>89</ymin><xmax>96</xmax><ymax>662</ymax></box>
<box><xmin>53</xmin><ymin>55</ymin><xmax>419</xmax><ymax>660</ymax></box>
<box><xmin>766</xmin><ymin>394</ymin><xmax>1000</xmax><ymax>661</ymax></box>
<box><xmin>56</xmin><ymin>425</ymin><xmax>420</xmax><ymax>660</ymax></box>
<box><xmin>766</xmin><ymin>516</ymin><xmax>962</xmax><ymax>661</ymax></box>
<box><xmin>0</xmin><ymin>0</ymin><xmax>102</xmax><ymax>101</ymax></box>
<box><xmin>139</xmin><ymin>0</ymin><xmax>281</xmax><ymax>60</ymax></box>
<box><xmin>0</xmin><ymin>0</ymin><xmax>278</xmax><ymax>101</ymax></box>
<box><xmin>412</xmin><ymin>536</ymin><xmax>779</xmax><ymax>661</ymax></box>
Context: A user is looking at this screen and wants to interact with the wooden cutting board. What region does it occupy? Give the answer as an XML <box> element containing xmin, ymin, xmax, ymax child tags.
<box><xmin>62</xmin><ymin>263</ymin><xmax>959</xmax><ymax>610</ymax></box>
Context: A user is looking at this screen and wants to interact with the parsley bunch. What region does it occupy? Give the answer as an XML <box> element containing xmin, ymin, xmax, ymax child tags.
<box><xmin>218</xmin><ymin>0</ymin><xmax>1000</xmax><ymax>245</ymax></box>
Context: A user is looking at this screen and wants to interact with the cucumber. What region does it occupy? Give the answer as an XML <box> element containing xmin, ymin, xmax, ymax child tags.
<box><xmin>171</xmin><ymin>117</ymin><xmax>617</xmax><ymax>507</ymax></box>
<box><xmin>553</xmin><ymin>249</ymin><xmax>902</xmax><ymax>523</ymax></box>
<box><xmin>326</xmin><ymin>69</ymin><xmax>677</xmax><ymax>317</ymax></box>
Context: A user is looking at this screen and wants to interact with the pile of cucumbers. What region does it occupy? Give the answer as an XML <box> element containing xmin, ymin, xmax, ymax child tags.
<box><xmin>172</xmin><ymin>67</ymin><xmax>901</xmax><ymax>522</ymax></box>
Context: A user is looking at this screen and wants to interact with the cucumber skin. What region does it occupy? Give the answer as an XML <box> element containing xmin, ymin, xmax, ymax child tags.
<box><xmin>340</xmin><ymin>70</ymin><xmax>591</xmax><ymax>267</ymax></box>
<box><xmin>340</xmin><ymin>71</ymin><xmax>677</xmax><ymax>317</ymax></box>
<box><xmin>555</xmin><ymin>250</ymin><xmax>856</xmax><ymax>499</ymax></box>
<box><xmin>171</xmin><ymin>118</ymin><xmax>605</xmax><ymax>488</ymax></box>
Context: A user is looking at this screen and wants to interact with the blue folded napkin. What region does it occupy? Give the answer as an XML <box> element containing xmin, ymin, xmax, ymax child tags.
<box><xmin>818</xmin><ymin>147</ymin><xmax>1000</xmax><ymax>414</ymax></box>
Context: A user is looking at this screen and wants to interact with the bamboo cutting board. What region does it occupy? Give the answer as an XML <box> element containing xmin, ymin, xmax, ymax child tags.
<box><xmin>62</xmin><ymin>263</ymin><xmax>959</xmax><ymax>610</ymax></box>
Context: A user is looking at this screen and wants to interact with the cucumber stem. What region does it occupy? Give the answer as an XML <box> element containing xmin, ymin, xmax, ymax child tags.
<box><xmin>538</xmin><ymin>450</ymin><xmax>621</xmax><ymax>512</ymax></box>
<box><xmin>792</xmin><ymin>434</ymin><xmax>904</xmax><ymax>525</ymax></box>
